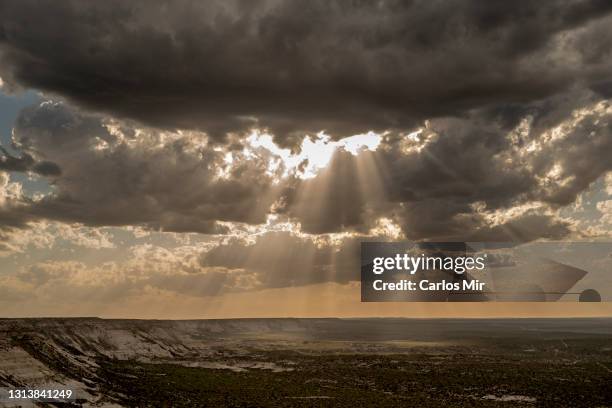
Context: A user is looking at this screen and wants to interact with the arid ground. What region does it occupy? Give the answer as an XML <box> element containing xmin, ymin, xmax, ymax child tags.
<box><xmin>0</xmin><ymin>318</ymin><xmax>611</xmax><ymax>407</ymax></box>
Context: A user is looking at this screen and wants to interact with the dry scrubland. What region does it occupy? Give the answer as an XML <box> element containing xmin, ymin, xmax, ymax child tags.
<box><xmin>0</xmin><ymin>318</ymin><xmax>611</xmax><ymax>407</ymax></box>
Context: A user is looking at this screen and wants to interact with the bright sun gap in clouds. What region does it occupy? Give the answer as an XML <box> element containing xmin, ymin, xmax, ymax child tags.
<box><xmin>246</xmin><ymin>131</ymin><xmax>382</xmax><ymax>179</ymax></box>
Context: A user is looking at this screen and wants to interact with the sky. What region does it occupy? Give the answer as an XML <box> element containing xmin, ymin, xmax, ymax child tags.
<box><xmin>0</xmin><ymin>0</ymin><xmax>611</xmax><ymax>318</ymax></box>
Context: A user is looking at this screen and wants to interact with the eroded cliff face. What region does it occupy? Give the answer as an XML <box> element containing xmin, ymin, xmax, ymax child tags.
<box><xmin>0</xmin><ymin>318</ymin><xmax>317</xmax><ymax>406</ymax></box>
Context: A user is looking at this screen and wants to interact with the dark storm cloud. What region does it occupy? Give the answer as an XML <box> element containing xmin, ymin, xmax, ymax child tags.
<box><xmin>1</xmin><ymin>96</ymin><xmax>607</xmax><ymax>243</ymax></box>
<box><xmin>0</xmin><ymin>146</ymin><xmax>61</xmax><ymax>176</ymax></box>
<box><xmin>0</xmin><ymin>0</ymin><xmax>610</xmax><ymax>247</ymax></box>
<box><xmin>530</xmin><ymin>100</ymin><xmax>612</xmax><ymax>206</ymax></box>
<box><xmin>279</xmin><ymin>108</ymin><xmax>609</xmax><ymax>240</ymax></box>
<box><xmin>2</xmin><ymin>0</ymin><xmax>612</xmax><ymax>146</ymax></box>
<box><xmin>5</xmin><ymin>101</ymin><xmax>277</xmax><ymax>233</ymax></box>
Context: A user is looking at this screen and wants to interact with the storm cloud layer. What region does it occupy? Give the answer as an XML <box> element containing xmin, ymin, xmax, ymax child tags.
<box><xmin>278</xmin><ymin>104</ymin><xmax>612</xmax><ymax>240</ymax></box>
<box><xmin>2</xmin><ymin>0</ymin><xmax>612</xmax><ymax>146</ymax></box>
<box><xmin>7</xmin><ymin>101</ymin><xmax>278</xmax><ymax>233</ymax></box>
<box><xmin>0</xmin><ymin>0</ymin><xmax>611</xmax><ymax>303</ymax></box>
